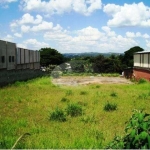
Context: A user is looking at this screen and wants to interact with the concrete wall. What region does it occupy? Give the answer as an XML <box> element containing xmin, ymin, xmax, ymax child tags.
<box><xmin>34</xmin><ymin>51</ymin><xmax>36</xmax><ymax>63</ymax></box>
<box><xmin>6</xmin><ymin>41</ymin><xmax>16</xmax><ymax>70</ymax></box>
<box><xmin>0</xmin><ymin>40</ymin><xmax>7</xmax><ymax>69</ymax></box>
<box><xmin>25</xmin><ymin>49</ymin><xmax>29</xmax><ymax>64</ymax></box>
<box><xmin>34</xmin><ymin>62</ymin><xmax>40</xmax><ymax>69</ymax></box>
<box><xmin>20</xmin><ymin>48</ymin><xmax>25</xmax><ymax>64</ymax></box>
<box><xmin>29</xmin><ymin>50</ymin><xmax>34</xmax><ymax>63</ymax></box>
<box><xmin>0</xmin><ymin>40</ymin><xmax>40</xmax><ymax>70</ymax></box>
<box><xmin>0</xmin><ymin>69</ymin><xmax>44</xmax><ymax>87</ymax></box>
<box><xmin>17</xmin><ymin>48</ymin><xmax>21</xmax><ymax>64</ymax></box>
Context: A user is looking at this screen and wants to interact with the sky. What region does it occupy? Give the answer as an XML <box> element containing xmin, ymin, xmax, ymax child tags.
<box><xmin>0</xmin><ymin>0</ymin><xmax>150</xmax><ymax>53</ymax></box>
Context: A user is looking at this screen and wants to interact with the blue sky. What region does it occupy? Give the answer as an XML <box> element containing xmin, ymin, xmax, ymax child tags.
<box><xmin>1</xmin><ymin>0</ymin><xmax>150</xmax><ymax>53</ymax></box>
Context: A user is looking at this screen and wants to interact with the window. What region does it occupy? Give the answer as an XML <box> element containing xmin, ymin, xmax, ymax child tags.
<box><xmin>1</xmin><ymin>56</ymin><xmax>5</xmax><ymax>63</ymax></box>
<box><xmin>9</xmin><ymin>56</ymin><xmax>11</xmax><ymax>62</ymax></box>
<box><xmin>12</xmin><ymin>56</ymin><xmax>14</xmax><ymax>62</ymax></box>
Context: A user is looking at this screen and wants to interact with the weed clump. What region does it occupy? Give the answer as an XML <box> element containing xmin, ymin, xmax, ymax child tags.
<box><xmin>110</xmin><ymin>92</ymin><xmax>117</xmax><ymax>97</ymax></box>
<box><xmin>138</xmin><ymin>78</ymin><xmax>148</xmax><ymax>84</ymax></box>
<box><xmin>61</xmin><ymin>97</ymin><xmax>70</xmax><ymax>102</ymax></box>
<box><xmin>80</xmin><ymin>91</ymin><xmax>88</xmax><ymax>95</ymax></box>
<box><xmin>65</xmin><ymin>90</ymin><xmax>73</xmax><ymax>96</ymax></box>
<box><xmin>50</xmin><ymin>108</ymin><xmax>66</xmax><ymax>122</ymax></box>
<box><xmin>104</xmin><ymin>101</ymin><xmax>117</xmax><ymax>111</ymax></box>
<box><xmin>138</xmin><ymin>93</ymin><xmax>148</xmax><ymax>100</ymax></box>
<box><xmin>95</xmin><ymin>85</ymin><xmax>100</xmax><ymax>88</ymax></box>
<box><xmin>66</xmin><ymin>103</ymin><xmax>83</xmax><ymax>117</ymax></box>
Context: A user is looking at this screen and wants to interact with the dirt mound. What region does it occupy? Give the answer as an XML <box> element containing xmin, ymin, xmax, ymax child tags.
<box><xmin>52</xmin><ymin>76</ymin><xmax>132</xmax><ymax>86</ymax></box>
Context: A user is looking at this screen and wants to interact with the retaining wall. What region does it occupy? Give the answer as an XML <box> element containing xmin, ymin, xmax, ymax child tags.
<box><xmin>0</xmin><ymin>69</ymin><xmax>45</xmax><ymax>87</ymax></box>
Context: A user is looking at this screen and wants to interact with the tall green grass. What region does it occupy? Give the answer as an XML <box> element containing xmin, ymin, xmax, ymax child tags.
<box><xmin>0</xmin><ymin>76</ymin><xmax>150</xmax><ymax>149</ymax></box>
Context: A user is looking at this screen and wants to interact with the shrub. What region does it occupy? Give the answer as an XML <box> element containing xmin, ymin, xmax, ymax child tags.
<box><xmin>103</xmin><ymin>101</ymin><xmax>117</xmax><ymax>111</ymax></box>
<box><xmin>138</xmin><ymin>78</ymin><xmax>148</xmax><ymax>84</ymax></box>
<box><xmin>106</xmin><ymin>109</ymin><xmax>150</xmax><ymax>149</ymax></box>
<box><xmin>66</xmin><ymin>103</ymin><xmax>83</xmax><ymax>117</ymax></box>
<box><xmin>50</xmin><ymin>108</ymin><xmax>66</xmax><ymax>122</ymax></box>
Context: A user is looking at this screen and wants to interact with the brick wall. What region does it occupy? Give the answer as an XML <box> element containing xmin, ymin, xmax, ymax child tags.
<box><xmin>133</xmin><ymin>68</ymin><xmax>150</xmax><ymax>81</ymax></box>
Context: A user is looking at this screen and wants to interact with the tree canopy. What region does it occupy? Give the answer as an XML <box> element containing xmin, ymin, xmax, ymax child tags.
<box><xmin>39</xmin><ymin>48</ymin><xmax>65</xmax><ymax>66</ymax></box>
<box><xmin>123</xmin><ymin>46</ymin><xmax>144</xmax><ymax>67</ymax></box>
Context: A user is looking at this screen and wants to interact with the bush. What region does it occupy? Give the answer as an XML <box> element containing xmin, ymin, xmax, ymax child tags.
<box><xmin>138</xmin><ymin>78</ymin><xmax>148</xmax><ymax>84</ymax></box>
<box><xmin>106</xmin><ymin>109</ymin><xmax>150</xmax><ymax>149</ymax></box>
<box><xmin>66</xmin><ymin>103</ymin><xmax>83</xmax><ymax>117</ymax></box>
<box><xmin>50</xmin><ymin>108</ymin><xmax>66</xmax><ymax>122</ymax></box>
<box><xmin>103</xmin><ymin>101</ymin><xmax>117</xmax><ymax>111</ymax></box>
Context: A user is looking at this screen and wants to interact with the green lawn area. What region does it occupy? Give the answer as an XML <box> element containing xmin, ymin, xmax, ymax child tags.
<box><xmin>0</xmin><ymin>76</ymin><xmax>150</xmax><ymax>149</ymax></box>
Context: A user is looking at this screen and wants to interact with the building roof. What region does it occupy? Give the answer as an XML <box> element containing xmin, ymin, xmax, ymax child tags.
<box><xmin>135</xmin><ymin>50</ymin><xmax>150</xmax><ymax>54</ymax></box>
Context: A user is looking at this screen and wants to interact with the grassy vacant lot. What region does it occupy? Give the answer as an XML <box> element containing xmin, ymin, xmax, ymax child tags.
<box><xmin>0</xmin><ymin>76</ymin><xmax>150</xmax><ymax>149</ymax></box>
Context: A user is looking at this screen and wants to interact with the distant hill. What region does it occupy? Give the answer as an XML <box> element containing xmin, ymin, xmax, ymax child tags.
<box><xmin>63</xmin><ymin>52</ymin><xmax>123</xmax><ymax>58</ymax></box>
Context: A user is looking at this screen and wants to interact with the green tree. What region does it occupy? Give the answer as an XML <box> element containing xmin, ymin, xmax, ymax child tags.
<box><xmin>123</xmin><ymin>46</ymin><xmax>144</xmax><ymax>67</ymax></box>
<box><xmin>70</xmin><ymin>59</ymin><xmax>85</xmax><ymax>73</ymax></box>
<box><xmin>39</xmin><ymin>48</ymin><xmax>64</xmax><ymax>66</ymax></box>
<box><xmin>92</xmin><ymin>55</ymin><xmax>105</xmax><ymax>73</ymax></box>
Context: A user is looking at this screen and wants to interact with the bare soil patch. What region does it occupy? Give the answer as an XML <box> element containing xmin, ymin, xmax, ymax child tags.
<box><xmin>52</xmin><ymin>76</ymin><xmax>132</xmax><ymax>86</ymax></box>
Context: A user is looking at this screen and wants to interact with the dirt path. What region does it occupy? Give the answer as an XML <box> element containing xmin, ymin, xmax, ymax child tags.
<box><xmin>52</xmin><ymin>76</ymin><xmax>132</xmax><ymax>86</ymax></box>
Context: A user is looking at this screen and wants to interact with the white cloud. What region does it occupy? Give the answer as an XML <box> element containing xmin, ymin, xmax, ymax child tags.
<box><xmin>44</xmin><ymin>29</ymin><xmax>72</xmax><ymax>42</ymax></box>
<box><xmin>146</xmin><ymin>40</ymin><xmax>150</xmax><ymax>48</ymax></box>
<box><xmin>19</xmin><ymin>13</ymin><xmax>43</xmax><ymax>24</ymax></box>
<box><xmin>20</xmin><ymin>39</ymin><xmax>50</xmax><ymax>50</ymax></box>
<box><xmin>103</xmin><ymin>4</ymin><xmax>121</xmax><ymax>16</ymax></box>
<box><xmin>76</xmin><ymin>26</ymin><xmax>104</xmax><ymax>40</ymax></box>
<box><xmin>126</xmin><ymin>32</ymin><xmax>135</xmax><ymax>38</ymax></box>
<box><xmin>31</xmin><ymin>21</ymin><xmax>53</xmax><ymax>32</ymax></box>
<box><xmin>101</xmin><ymin>26</ymin><xmax>116</xmax><ymax>37</ymax></box>
<box><xmin>14</xmin><ymin>33</ymin><xmax>22</xmax><ymax>38</ymax></box>
<box><xmin>20</xmin><ymin>0</ymin><xmax>102</xmax><ymax>16</ymax></box>
<box><xmin>44</xmin><ymin>26</ymin><xmax>138</xmax><ymax>53</ymax></box>
<box><xmin>10</xmin><ymin>13</ymin><xmax>63</xmax><ymax>34</ymax></box>
<box><xmin>143</xmin><ymin>34</ymin><xmax>150</xmax><ymax>39</ymax></box>
<box><xmin>3</xmin><ymin>34</ymin><xmax>14</xmax><ymax>42</ymax></box>
<box><xmin>21</xmin><ymin>25</ymin><xmax>30</xmax><ymax>33</ymax></box>
<box><xmin>126</xmin><ymin>32</ymin><xmax>150</xmax><ymax>39</ymax></box>
<box><xmin>103</xmin><ymin>2</ymin><xmax>150</xmax><ymax>27</ymax></box>
<box><xmin>10</xmin><ymin>13</ymin><xmax>43</xmax><ymax>29</ymax></box>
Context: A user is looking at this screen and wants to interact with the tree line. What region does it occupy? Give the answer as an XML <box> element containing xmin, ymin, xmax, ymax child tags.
<box><xmin>39</xmin><ymin>46</ymin><xmax>144</xmax><ymax>74</ymax></box>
